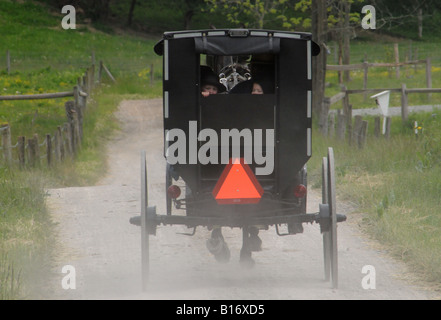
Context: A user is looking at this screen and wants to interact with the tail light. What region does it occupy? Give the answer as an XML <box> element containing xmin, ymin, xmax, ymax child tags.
<box><xmin>167</xmin><ymin>185</ymin><xmax>181</xmax><ymax>199</ymax></box>
<box><xmin>293</xmin><ymin>184</ymin><xmax>307</xmax><ymax>198</ymax></box>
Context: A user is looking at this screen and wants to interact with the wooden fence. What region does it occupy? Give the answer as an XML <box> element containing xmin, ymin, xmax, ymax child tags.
<box><xmin>0</xmin><ymin>62</ymin><xmax>115</xmax><ymax>168</ymax></box>
<box><xmin>326</xmin><ymin>57</ymin><xmax>433</xmax><ymax>101</ymax></box>
<box><xmin>325</xmin><ymin>84</ymin><xmax>441</xmax><ymax>148</ymax></box>
<box><xmin>328</xmin><ymin>111</ymin><xmax>391</xmax><ymax>149</ymax></box>
<box><xmin>326</xmin><ymin>85</ymin><xmax>441</xmax><ymax>123</ymax></box>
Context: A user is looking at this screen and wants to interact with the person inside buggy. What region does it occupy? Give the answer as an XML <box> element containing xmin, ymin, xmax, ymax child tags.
<box><xmin>200</xmin><ymin>65</ymin><xmax>226</xmax><ymax>97</ymax></box>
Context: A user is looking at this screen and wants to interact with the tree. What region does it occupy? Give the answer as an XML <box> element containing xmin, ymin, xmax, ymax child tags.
<box><xmin>311</xmin><ymin>0</ymin><xmax>328</xmax><ymax>134</ymax></box>
<box><xmin>183</xmin><ymin>0</ymin><xmax>204</xmax><ymax>29</ymax></box>
<box><xmin>368</xmin><ymin>0</ymin><xmax>437</xmax><ymax>39</ymax></box>
<box><xmin>203</xmin><ymin>0</ymin><xmax>288</xmax><ymax>28</ymax></box>
<box><xmin>127</xmin><ymin>0</ymin><xmax>137</xmax><ymax>26</ymax></box>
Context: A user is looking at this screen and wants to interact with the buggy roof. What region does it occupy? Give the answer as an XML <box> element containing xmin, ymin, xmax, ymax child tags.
<box><xmin>154</xmin><ymin>29</ymin><xmax>320</xmax><ymax>57</ymax></box>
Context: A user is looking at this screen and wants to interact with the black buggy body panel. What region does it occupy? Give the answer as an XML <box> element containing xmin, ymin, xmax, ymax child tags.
<box><xmin>154</xmin><ymin>29</ymin><xmax>319</xmax><ymax>219</ymax></box>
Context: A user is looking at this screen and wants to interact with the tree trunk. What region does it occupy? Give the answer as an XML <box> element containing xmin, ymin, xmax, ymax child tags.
<box><xmin>343</xmin><ymin>0</ymin><xmax>351</xmax><ymax>82</ymax></box>
<box><xmin>128</xmin><ymin>0</ymin><xmax>136</xmax><ymax>26</ymax></box>
<box><xmin>418</xmin><ymin>8</ymin><xmax>423</xmax><ymax>39</ymax></box>
<box><xmin>312</xmin><ymin>0</ymin><xmax>328</xmax><ymax>135</ymax></box>
<box><xmin>184</xmin><ymin>10</ymin><xmax>194</xmax><ymax>30</ymax></box>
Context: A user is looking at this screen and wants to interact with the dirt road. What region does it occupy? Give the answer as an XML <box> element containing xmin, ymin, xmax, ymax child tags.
<box><xmin>45</xmin><ymin>99</ymin><xmax>436</xmax><ymax>300</ymax></box>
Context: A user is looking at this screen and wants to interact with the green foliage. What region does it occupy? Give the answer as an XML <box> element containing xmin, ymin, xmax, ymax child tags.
<box><xmin>204</xmin><ymin>0</ymin><xmax>288</xmax><ymax>29</ymax></box>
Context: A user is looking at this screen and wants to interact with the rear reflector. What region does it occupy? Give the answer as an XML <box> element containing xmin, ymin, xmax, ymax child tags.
<box><xmin>212</xmin><ymin>158</ymin><xmax>263</xmax><ymax>204</ymax></box>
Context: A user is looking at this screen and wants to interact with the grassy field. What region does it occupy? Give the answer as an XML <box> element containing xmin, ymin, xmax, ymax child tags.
<box><xmin>1</xmin><ymin>0</ymin><xmax>441</xmax><ymax>298</ymax></box>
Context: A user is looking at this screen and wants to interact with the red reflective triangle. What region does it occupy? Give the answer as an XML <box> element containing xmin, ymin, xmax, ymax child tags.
<box><xmin>212</xmin><ymin>158</ymin><xmax>264</xmax><ymax>204</ymax></box>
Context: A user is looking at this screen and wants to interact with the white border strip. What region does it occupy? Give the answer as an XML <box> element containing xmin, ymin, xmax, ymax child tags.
<box><xmin>164</xmin><ymin>40</ymin><xmax>169</xmax><ymax>81</ymax></box>
<box><xmin>307</xmin><ymin>128</ymin><xmax>312</xmax><ymax>157</ymax></box>
<box><xmin>173</xmin><ymin>32</ymin><xmax>202</xmax><ymax>39</ymax></box>
<box><xmin>273</xmin><ymin>32</ymin><xmax>301</xmax><ymax>39</ymax></box>
<box><xmin>207</xmin><ymin>31</ymin><xmax>226</xmax><ymax>36</ymax></box>
<box><xmin>307</xmin><ymin>90</ymin><xmax>312</xmax><ymax>118</ymax></box>
<box><xmin>250</xmin><ymin>31</ymin><xmax>268</xmax><ymax>37</ymax></box>
<box><xmin>164</xmin><ymin>129</ymin><xmax>169</xmax><ymax>158</ymax></box>
<box><xmin>307</xmin><ymin>40</ymin><xmax>311</xmax><ymax>80</ymax></box>
<box><xmin>164</xmin><ymin>91</ymin><xmax>169</xmax><ymax>118</ymax></box>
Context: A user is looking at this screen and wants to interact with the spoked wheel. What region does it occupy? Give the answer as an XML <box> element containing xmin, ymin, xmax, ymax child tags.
<box><xmin>321</xmin><ymin>147</ymin><xmax>338</xmax><ymax>289</ymax></box>
<box><xmin>322</xmin><ymin>157</ymin><xmax>331</xmax><ymax>282</ymax></box>
<box><xmin>140</xmin><ymin>150</ymin><xmax>149</xmax><ymax>291</ymax></box>
<box><xmin>166</xmin><ymin>163</ymin><xmax>172</xmax><ymax>215</ymax></box>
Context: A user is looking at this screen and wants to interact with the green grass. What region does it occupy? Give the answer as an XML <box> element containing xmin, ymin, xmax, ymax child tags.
<box><xmin>0</xmin><ymin>167</ymin><xmax>53</xmax><ymax>299</ymax></box>
<box><xmin>308</xmin><ymin>110</ymin><xmax>441</xmax><ymax>289</ymax></box>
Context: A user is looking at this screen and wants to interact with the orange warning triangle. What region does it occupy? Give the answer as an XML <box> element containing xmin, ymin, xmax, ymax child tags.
<box><xmin>212</xmin><ymin>158</ymin><xmax>264</xmax><ymax>204</ymax></box>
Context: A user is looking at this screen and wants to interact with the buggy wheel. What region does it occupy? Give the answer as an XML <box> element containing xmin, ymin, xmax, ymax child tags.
<box><xmin>322</xmin><ymin>157</ymin><xmax>331</xmax><ymax>282</ymax></box>
<box><xmin>327</xmin><ymin>147</ymin><xmax>338</xmax><ymax>289</ymax></box>
<box><xmin>321</xmin><ymin>148</ymin><xmax>338</xmax><ymax>289</ymax></box>
<box><xmin>140</xmin><ymin>151</ymin><xmax>149</xmax><ymax>291</ymax></box>
<box><xmin>166</xmin><ymin>163</ymin><xmax>172</xmax><ymax>215</ymax></box>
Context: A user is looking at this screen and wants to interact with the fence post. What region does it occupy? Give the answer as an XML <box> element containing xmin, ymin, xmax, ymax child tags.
<box><xmin>1</xmin><ymin>124</ymin><xmax>12</xmax><ymax>165</ymax></box>
<box><xmin>328</xmin><ymin>112</ymin><xmax>335</xmax><ymax>138</ymax></box>
<box><xmin>28</xmin><ymin>134</ymin><xmax>40</xmax><ymax>167</ymax></box>
<box><xmin>394</xmin><ymin>43</ymin><xmax>400</xmax><ymax>79</ymax></box>
<box><xmin>401</xmin><ymin>83</ymin><xmax>408</xmax><ymax>122</ymax></box>
<box><xmin>54</xmin><ymin>128</ymin><xmax>60</xmax><ymax>163</ymax></box>
<box><xmin>84</xmin><ymin>70</ymin><xmax>89</xmax><ymax>94</ymax></box>
<box><xmin>346</xmin><ymin>104</ymin><xmax>353</xmax><ymax>146</ymax></box>
<box><xmin>73</xmin><ymin>86</ymin><xmax>84</xmax><ymax>142</ymax></box>
<box><xmin>46</xmin><ymin>134</ymin><xmax>52</xmax><ymax>167</ymax></box>
<box><xmin>353</xmin><ymin>115</ymin><xmax>363</xmax><ymax>146</ymax></box>
<box><xmin>358</xmin><ymin>120</ymin><xmax>368</xmax><ymax>149</ymax></box>
<box><xmin>337</xmin><ymin>111</ymin><xmax>346</xmax><ymax>141</ymax></box>
<box><xmin>64</xmin><ymin>122</ymin><xmax>73</xmax><ymax>157</ymax></box>
<box><xmin>98</xmin><ymin>61</ymin><xmax>103</xmax><ymax>83</ymax></box>
<box><xmin>374</xmin><ymin>116</ymin><xmax>381</xmax><ymax>137</ymax></box>
<box><xmin>58</xmin><ymin>126</ymin><xmax>65</xmax><ymax>161</ymax></box>
<box><xmin>72</xmin><ymin>114</ymin><xmax>80</xmax><ymax>155</ymax></box>
<box><xmin>18</xmin><ymin>136</ymin><xmax>25</xmax><ymax>168</ymax></box>
<box><xmin>90</xmin><ymin>62</ymin><xmax>95</xmax><ymax>90</ymax></box>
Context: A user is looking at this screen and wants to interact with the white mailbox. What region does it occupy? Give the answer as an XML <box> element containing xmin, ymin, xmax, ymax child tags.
<box><xmin>370</xmin><ymin>90</ymin><xmax>390</xmax><ymax>134</ymax></box>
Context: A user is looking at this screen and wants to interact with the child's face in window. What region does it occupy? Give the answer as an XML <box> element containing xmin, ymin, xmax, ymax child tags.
<box><xmin>252</xmin><ymin>83</ymin><xmax>264</xmax><ymax>94</ymax></box>
<box><xmin>202</xmin><ymin>84</ymin><xmax>218</xmax><ymax>97</ymax></box>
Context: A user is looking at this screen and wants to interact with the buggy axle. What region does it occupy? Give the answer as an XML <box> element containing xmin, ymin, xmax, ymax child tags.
<box><xmin>129</xmin><ymin>209</ymin><xmax>346</xmax><ymax>230</ymax></box>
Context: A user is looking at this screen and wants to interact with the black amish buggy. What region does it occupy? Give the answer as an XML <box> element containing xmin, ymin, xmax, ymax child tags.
<box><xmin>130</xmin><ymin>29</ymin><xmax>346</xmax><ymax>290</ymax></box>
